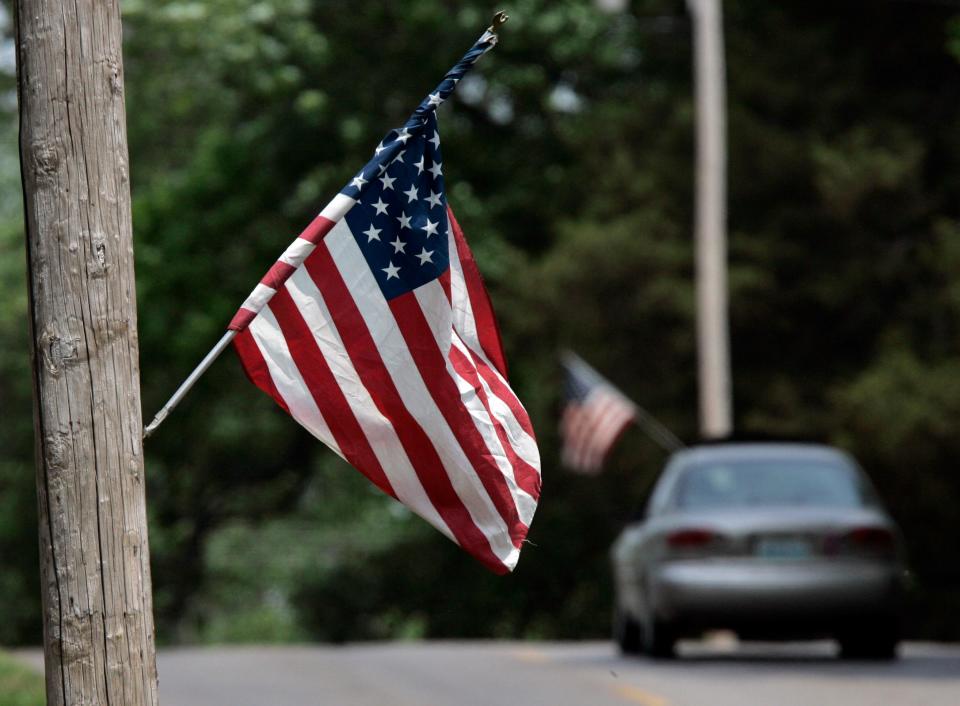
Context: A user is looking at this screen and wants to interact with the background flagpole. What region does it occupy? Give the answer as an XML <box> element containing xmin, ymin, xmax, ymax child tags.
<box><xmin>632</xmin><ymin>406</ymin><xmax>685</xmax><ymax>453</ymax></box>
<box><xmin>143</xmin><ymin>331</ymin><xmax>236</xmax><ymax>439</ymax></box>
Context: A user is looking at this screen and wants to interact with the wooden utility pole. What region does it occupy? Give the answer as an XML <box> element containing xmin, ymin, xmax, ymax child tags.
<box><xmin>15</xmin><ymin>1</ymin><xmax>160</xmax><ymax>704</ymax></box>
<box><xmin>688</xmin><ymin>0</ymin><xmax>733</xmax><ymax>439</ymax></box>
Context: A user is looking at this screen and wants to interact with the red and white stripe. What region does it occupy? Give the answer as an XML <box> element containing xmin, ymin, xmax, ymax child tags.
<box><xmin>228</xmin><ymin>194</ymin><xmax>355</xmax><ymax>331</ymax></box>
<box><xmin>231</xmin><ymin>202</ymin><xmax>541</xmax><ymax>573</ymax></box>
<box><xmin>561</xmin><ymin>387</ymin><xmax>636</xmax><ymax>474</ymax></box>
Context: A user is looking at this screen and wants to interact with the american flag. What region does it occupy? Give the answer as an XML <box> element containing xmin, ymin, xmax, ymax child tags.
<box><xmin>227</xmin><ymin>30</ymin><xmax>540</xmax><ymax>574</ymax></box>
<box><xmin>560</xmin><ymin>351</ymin><xmax>637</xmax><ymax>474</ymax></box>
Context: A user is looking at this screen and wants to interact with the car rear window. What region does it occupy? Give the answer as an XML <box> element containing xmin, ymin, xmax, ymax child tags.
<box><xmin>675</xmin><ymin>459</ymin><xmax>865</xmax><ymax>509</ymax></box>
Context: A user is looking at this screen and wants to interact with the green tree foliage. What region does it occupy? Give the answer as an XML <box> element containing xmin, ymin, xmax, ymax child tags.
<box><xmin>2</xmin><ymin>0</ymin><xmax>960</xmax><ymax>644</ymax></box>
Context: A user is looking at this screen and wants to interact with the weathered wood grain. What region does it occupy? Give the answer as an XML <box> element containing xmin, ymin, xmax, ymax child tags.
<box><xmin>15</xmin><ymin>1</ymin><xmax>159</xmax><ymax>704</ymax></box>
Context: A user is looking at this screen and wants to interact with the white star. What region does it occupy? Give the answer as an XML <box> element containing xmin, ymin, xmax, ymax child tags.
<box><xmin>363</xmin><ymin>225</ymin><xmax>381</xmax><ymax>242</ymax></box>
<box><xmin>372</xmin><ymin>198</ymin><xmax>389</xmax><ymax>216</ymax></box>
<box><xmin>421</xmin><ymin>219</ymin><xmax>439</xmax><ymax>236</ymax></box>
<box><xmin>351</xmin><ymin>173</ymin><xmax>368</xmax><ymax>189</ymax></box>
<box><xmin>415</xmin><ymin>156</ymin><xmax>426</xmax><ymax>174</ymax></box>
<box><xmin>390</xmin><ymin>236</ymin><xmax>407</xmax><ymax>254</ymax></box>
<box><xmin>416</xmin><ymin>248</ymin><xmax>434</xmax><ymax>265</ymax></box>
<box><xmin>429</xmin><ymin>131</ymin><xmax>441</xmax><ymax>150</ymax></box>
<box><xmin>403</xmin><ymin>185</ymin><xmax>419</xmax><ymax>203</ymax></box>
<box><xmin>428</xmin><ymin>92</ymin><xmax>443</xmax><ymax>107</ymax></box>
<box><xmin>379</xmin><ymin>173</ymin><xmax>396</xmax><ymax>190</ymax></box>
<box><xmin>428</xmin><ymin>161</ymin><xmax>443</xmax><ymax>178</ymax></box>
<box><xmin>382</xmin><ymin>261</ymin><xmax>401</xmax><ymax>280</ymax></box>
<box><xmin>396</xmin><ymin>128</ymin><xmax>412</xmax><ymax>144</ymax></box>
<box><xmin>392</xmin><ymin>150</ymin><xmax>406</xmax><ymax>164</ymax></box>
<box><xmin>396</xmin><ymin>212</ymin><xmax>412</xmax><ymax>229</ymax></box>
<box><xmin>426</xmin><ymin>191</ymin><xmax>443</xmax><ymax>209</ymax></box>
<box><xmin>374</xmin><ymin>141</ymin><xmax>386</xmax><ymax>156</ymax></box>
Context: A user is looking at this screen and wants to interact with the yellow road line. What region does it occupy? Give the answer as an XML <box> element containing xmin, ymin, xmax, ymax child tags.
<box><xmin>512</xmin><ymin>648</ymin><xmax>551</xmax><ymax>664</ymax></box>
<box><xmin>613</xmin><ymin>684</ymin><xmax>670</xmax><ymax>706</ymax></box>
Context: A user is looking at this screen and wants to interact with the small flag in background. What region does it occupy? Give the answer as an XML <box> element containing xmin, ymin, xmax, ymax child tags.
<box><xmin>227</xmin><ymin>30</ymin><xmax>541</xmax><ymax>574</ymax></box>
<box><xmin>560</xmin><ymin>351</ymin><xmax>638</xmax><ymax>474</ymax></box>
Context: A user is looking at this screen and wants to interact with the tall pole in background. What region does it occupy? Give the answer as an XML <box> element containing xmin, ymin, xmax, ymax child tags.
<box><xmin>688</xmin><ymin>0</ymin><xmax>733</xmax><ymax>439</ymax></box>
<box><xmin>15</xmin><ymin>0</ymin><xmax>160</xmax><ymax>703</ymax></box>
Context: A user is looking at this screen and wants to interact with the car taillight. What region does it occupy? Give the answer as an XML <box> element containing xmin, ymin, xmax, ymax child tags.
<box><xmin>826</xmin><ymin>526</ymin><xmax>895</xmax><ymax>557</ymax></box>
<box><xmin>847</xmin><ymin>526</ymin><xmax>895</xmax><ymax>551</ymax></box>
<box><xmin>666</xmin><ymin>528</ymin><xmax>716</xmax><ymax>549</ymax></box>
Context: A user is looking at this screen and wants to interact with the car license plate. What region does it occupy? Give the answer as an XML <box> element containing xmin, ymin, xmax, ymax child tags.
<box><xmin>755</xmin><ymin>537</ymin><xmax>812</xmax><ymax>559</ymax></box>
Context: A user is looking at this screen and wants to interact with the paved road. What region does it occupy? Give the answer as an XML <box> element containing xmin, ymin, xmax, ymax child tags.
<box><xmin>16</xmin><ymin>640</ymin><xmax>960</xmax><ymax>705</ymax></box>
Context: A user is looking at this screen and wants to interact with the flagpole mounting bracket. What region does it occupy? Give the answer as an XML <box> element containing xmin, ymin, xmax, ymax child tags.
<box><xmin>489</xmin><ymin>10</ymin><xmax>509</xmax><ymax>33</ymax></box>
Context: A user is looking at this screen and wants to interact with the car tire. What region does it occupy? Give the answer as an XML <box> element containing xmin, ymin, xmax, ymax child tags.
<box><xmin>644</xmin><ymin>618</ymin><xmax>677</xmax><ymax>659</ymax></box>
<box><xmin>614</xmin><ymin>609</ymin><xmax>643</xmax><ymax>655</ymax></box>
<box><xmin>837</xmin><ymin>622</ymin><xmax>900</xmax><ymax>660</ymax></box>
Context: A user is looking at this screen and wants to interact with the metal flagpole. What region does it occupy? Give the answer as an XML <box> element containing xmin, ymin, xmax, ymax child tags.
<box><xmin>632</xmin><ymin>406</ymin><xmax>685</xmax><ymax>454</ymax></box>
<box><xmin>142</xmin><ymin>12</ymin><xmax>511</xmax><ymax>440</ymax></box>
<box><xmin>143</xmin><ymin>331</ymin><xmax>236</xmax><ymax>439</ymax></box>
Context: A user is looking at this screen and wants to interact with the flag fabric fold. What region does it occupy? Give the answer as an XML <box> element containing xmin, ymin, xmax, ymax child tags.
<box><xmin>560</xmin><ymin>351</ymin><xmax>637</xmax><ymax>474</ymax></box>
<box><xmin>229</xmin><ymin>30</ymin><xmax>541</xmax><ymax>573</ymax></box>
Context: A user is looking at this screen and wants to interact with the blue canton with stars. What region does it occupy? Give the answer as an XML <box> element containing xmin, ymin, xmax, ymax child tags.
<box><xmin>334</xmin><ymin>29</ymin><xmax>498</xmax><ymax>301</ymax></box>
<box><xmin>342</xmin><ymin>111</ymin><xmax>449</xmax><ymax>300</ymax></box>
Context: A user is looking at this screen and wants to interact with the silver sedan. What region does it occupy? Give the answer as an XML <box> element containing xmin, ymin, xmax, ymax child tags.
<box><xmin>611</xmin><ymin>443</ymin><xmax>907</xmax><ymax>659</ymax></box>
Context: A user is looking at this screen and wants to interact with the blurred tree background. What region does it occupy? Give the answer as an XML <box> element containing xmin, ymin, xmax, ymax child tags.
<box><xmin>2</xmin><ymin>0</ymin><xmax>960</xmax><ymax>645</ymax></box>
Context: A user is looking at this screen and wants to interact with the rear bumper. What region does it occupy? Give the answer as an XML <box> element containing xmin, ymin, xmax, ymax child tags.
<box><xmin>650</xmin><ymin>558</ymin><xmax>904</xmax><ymax>634</ymax></box>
